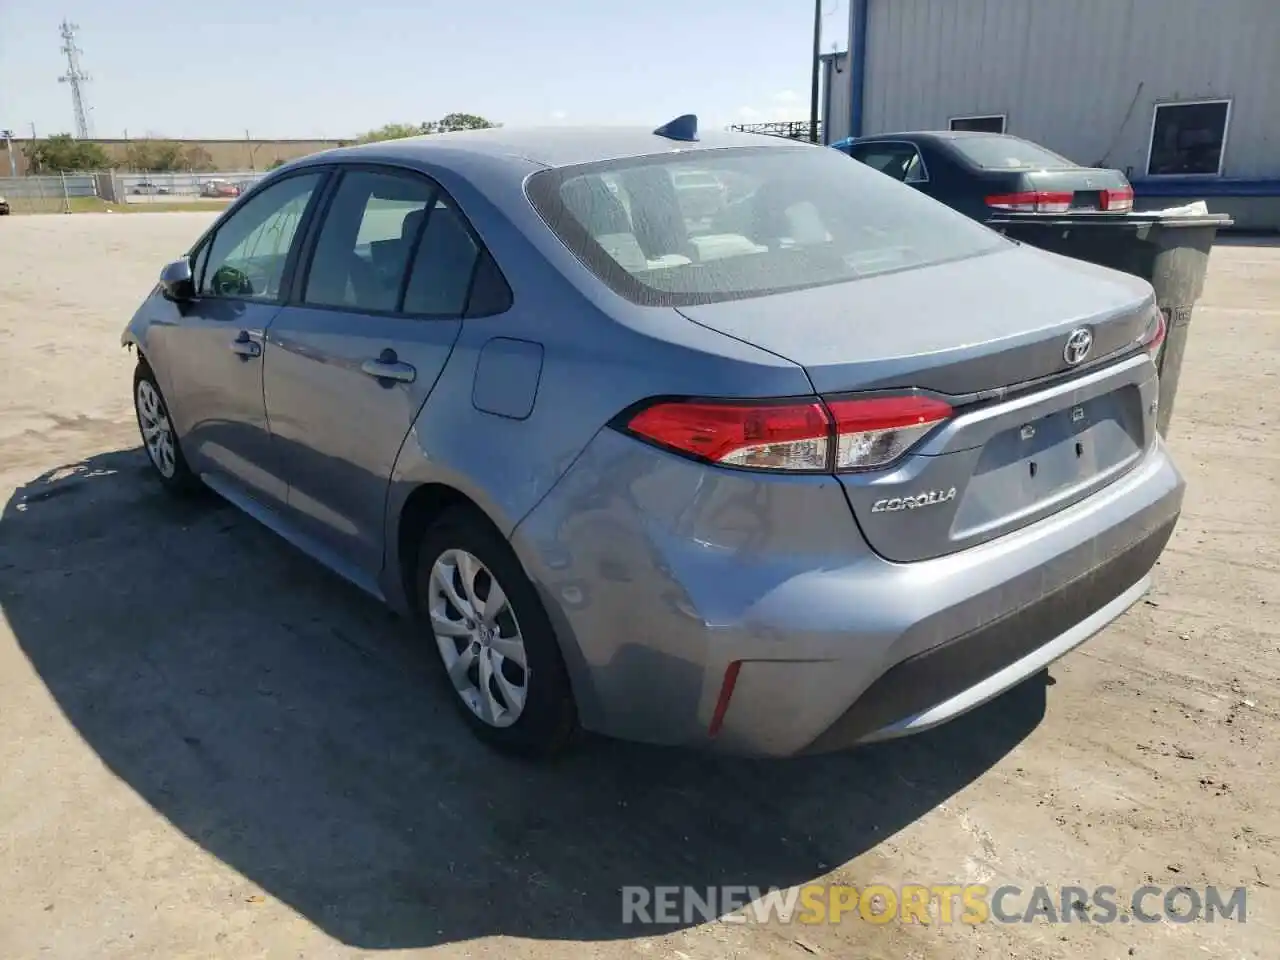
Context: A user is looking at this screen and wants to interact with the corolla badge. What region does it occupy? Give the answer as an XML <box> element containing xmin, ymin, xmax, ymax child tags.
<box><xmin>871</xmin><ymin>488</ymin><xmax>958</xmax><ymax>513</ymax></box>
<box><xmin>1064</xmin><ymin>327</ymin><xmax>1094</xmax><ymax>366</ymax></box>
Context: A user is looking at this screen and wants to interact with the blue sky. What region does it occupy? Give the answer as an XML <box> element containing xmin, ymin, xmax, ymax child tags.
<box><xmin>0</xmin><ymin>0</ymin><xmax>848</xmax><ymax>140</ymax></box>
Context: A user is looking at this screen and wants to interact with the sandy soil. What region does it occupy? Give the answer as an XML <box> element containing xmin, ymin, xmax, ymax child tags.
<box><xmin>0</xmin><ymin>214</ymin><xmax>1276</xmax><ymax>960</ymax></box>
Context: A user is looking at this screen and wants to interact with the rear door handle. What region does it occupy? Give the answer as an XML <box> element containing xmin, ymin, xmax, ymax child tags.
<box><xmin>360</xmin><ymin>349</ymin><xmax>416</xmax><ymax>383</ymax></box>
<box><xmin>230</xmin><ymin>330</ymin><xmax>261</xmax><ymax>358</ymax></box>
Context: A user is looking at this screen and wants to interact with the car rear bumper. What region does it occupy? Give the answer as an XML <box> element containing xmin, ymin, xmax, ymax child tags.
<box><xmin>803</xmin><ymin>518</ymin><xmax>1171</xmax><ymax>751</ymax></box>
<box><xmin>512</xmin><ymin>429</ymin><xmax>1184</xmax><ymax>757</ymax></box>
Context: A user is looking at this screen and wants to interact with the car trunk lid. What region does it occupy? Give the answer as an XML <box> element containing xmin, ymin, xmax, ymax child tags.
<box><xmin>677</xmin><ymin>244</ymin><xmax>1161</xmax><ymax>562</ymax></box>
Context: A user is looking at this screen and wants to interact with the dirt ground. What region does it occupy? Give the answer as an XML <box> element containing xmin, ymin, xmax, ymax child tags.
<box><xmin>0</xmin><ymin>214</ymin><xmax>1275</xmax><ymax>960</ymax></box>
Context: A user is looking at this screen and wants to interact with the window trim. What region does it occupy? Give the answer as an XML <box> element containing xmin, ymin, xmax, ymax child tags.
<box><xmin>193</xmin><ymin>168</ymin><xmax>333</xmax><ymax>305</ymax></box>
<box><xmin>948</xmin><ymin>114</ymin><xmax>1007</xmax><ymax>134</ymax></box>
<box><xmin>190</xmin><ymin>240</ymin><xmax>212</xmax><ymax>294</ymax></box>
<box><xmin>849</xmin><ymin>139</ymin><xmax>931</xmax><ymax>183</ymax></box>
<box><xmin>289</xmin><ymin>161</ymin><xmax>511</xmax><ymax>321</ymax></box>
<box><xmin>1144</xmin><ymin>97</ymin><xmax>1232</xmax><ymax>179</ymax></box>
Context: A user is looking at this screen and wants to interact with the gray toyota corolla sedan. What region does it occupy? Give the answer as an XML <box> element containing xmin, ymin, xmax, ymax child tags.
<box><xmin>122</xmin><ymin>117</ymin><xmax>1183</xmax><ymax>758</ymax></box>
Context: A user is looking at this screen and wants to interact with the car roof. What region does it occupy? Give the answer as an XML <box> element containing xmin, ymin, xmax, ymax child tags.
<box><xmin>306</xmin><ymin>125</ymin><xmax>810</xmax><ymax>172</ymax></box>
<box><xmin>856</xmin><ymin>130</ymin><xmax>1019</xmax><ymax>144</ymax></box>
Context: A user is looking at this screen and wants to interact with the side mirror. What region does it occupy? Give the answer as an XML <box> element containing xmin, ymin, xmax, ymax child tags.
<box><xmin>159</xmin><ymin>258</ymin><xmax>195</xmax><ymax>301</ymax></box>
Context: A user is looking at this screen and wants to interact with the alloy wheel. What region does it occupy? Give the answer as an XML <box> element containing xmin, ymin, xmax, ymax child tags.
<box><xmin>427</xmin><ymin>548</ymin><xmax>529</xmax><ymax>728</ymax></box>
<box><xmin>136</xmin><ymin>378</ymin><xmax>177</xmax><ymax>479</ymax></box>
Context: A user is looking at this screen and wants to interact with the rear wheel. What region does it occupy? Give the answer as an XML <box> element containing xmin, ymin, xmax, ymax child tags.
<box><xmin>133</xmin><ymin>361</ymin><xmax>199</xmax><ymax>493</ymax></box>
<box><xmin>415</xmin><ymin>508</ymin><xmax>577</xmax><ymax>757</ymax></box>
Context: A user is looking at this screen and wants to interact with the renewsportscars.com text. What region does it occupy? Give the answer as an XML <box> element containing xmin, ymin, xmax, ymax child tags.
<box><xmin>621</xmin><ymin>883</ymin><xmax>1248</xmax><ymax>926</ymax></box>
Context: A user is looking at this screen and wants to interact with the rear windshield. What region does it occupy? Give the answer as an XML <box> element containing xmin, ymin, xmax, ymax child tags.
<box><xmin>526</xmin><ymin>146</ymin><xmax>1007</xmax><ymax>306</ymax></box>
<box><xmin>950</xmin><ymin>135</ymin><xmax>1078</xmax><ymax>171</ymax></box>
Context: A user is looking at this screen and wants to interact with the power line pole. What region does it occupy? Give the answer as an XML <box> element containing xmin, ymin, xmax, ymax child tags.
<box><xmin>809</xmin><ymin>0</ymin><xmax>822</xmax><ymax>143</ymax></box>
<box><xmin>2</xmin><ymin>129</ymin><xmax>15</xmax><ymax>177</ymax></box>
<box><xmin>57</xmin><ymin>20</ymin><xmax>93</xmax><ymax>139</ymax></box>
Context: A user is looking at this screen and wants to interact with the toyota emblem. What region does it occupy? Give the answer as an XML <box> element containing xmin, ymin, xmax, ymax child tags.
<box><xmin>1063</xmin><ymin>327</ymin><xmax>1093</xmax><ymax>366</ymax></box>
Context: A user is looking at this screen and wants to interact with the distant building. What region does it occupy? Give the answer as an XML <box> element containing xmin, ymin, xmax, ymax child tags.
<box><xmin>822</xmin><ymin>0</ymin><xmax>1279</xmax><ymax>227</ymax></box>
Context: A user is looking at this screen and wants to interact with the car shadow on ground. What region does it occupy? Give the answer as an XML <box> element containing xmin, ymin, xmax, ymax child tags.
<box><xmin>1</xmin><ymin>448</ymin><xmax>1049</xmax><ymax>949</ymax></box>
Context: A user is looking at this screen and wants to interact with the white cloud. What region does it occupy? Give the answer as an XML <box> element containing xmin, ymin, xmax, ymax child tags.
<box><xmin>772</xmin><ymin>90</ymin><xmax>801</xmax><ymax>104</ymax></box>
<box><xmin>550</xmin><ymin>109</ymin><xmax>567</xmax><ymax>121</ymax></box>
<box><xmin>737</xmin><ymin>106</ymin><xmax>762</xmax><ymax>120</ymax></box>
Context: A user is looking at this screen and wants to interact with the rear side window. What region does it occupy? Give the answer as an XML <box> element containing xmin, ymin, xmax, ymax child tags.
<box><xmin>304</xmin><ymin>170</ymin><xmax>436</xmax><ymax>313</ymax></box>
<box><xmin>950</xmin><ymin>136</ymin><xmax>1077</xmax><ymax>171</ymax></box>
<box><xmin>301</xmin><ymin>169</ymin><xmax>511</xmax><ymax>318</ymax></box>
<box><xmin>850</xmin><ymin>143</ymin><xmax>927</xmax><ymax>183</ymax></box>
<box><xmin>527</xmin><ymin>145</ymin><xmax>1005</xmax><ymax>307</ymax></box>
<box><xmin>401</xmin><ymin>197</ymin><xmax>480</xmax><ymax>316</ymax></box>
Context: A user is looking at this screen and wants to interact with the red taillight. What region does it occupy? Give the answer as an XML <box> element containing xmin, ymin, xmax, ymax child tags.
<box><xmin>623</xmin><ymin>393</ymin><xmax>953</xmax><ymax>473</ymax></box>
<box><xmin>825</xmin><ymin>395</ymin><xmax>954</xmax><ymax>471</ymax></box>
<box><xmin>985</xmin><ymin>191</ymin><xmax>1073</xmax><ymax>214</ymax></box>
<box><xmin>1101</xmin><ymin>185</ymin><xmax>1134</xmax><ymax>213</ymax></box>
<box><xmin>626</xmin><ymin>399</ymin><xmax>832</xmax><ymax>471</ymax></box>
<box><xmin>708</xmin><ymin>661</ymin><xmax>742</xmax><ymax>737</ymax></box>
<box><xmin>1139</xmin><ymin>307</ymin><xmax>1167</xmax><ymax>362</ymax></box>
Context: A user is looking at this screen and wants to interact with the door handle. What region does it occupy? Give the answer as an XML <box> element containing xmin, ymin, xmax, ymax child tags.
<box><xmin>230</xmin><ymin>330</ymin><xmax>261</xmax><ymax>359</ymax></box>
<box><xmin>360</xmin><ymin>349</ymin><xmax>416</xmax><ymax>384</ymax></box>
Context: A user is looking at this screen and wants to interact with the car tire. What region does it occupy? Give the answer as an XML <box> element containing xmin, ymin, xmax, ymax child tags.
<box><xmin>414</xmin><ymin>507</ymin><xmax>578</xmax><ymax>758</ymax></box>
<box><xmin>133</xmin><ymin>361</ymin><xmax>200</xmax><ymax>494</ymax></box>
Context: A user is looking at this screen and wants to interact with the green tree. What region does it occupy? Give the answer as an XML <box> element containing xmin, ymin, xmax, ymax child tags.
<box><xmin>436</xmin><ymin>112</ymin><xmax>497</xmax><ymax>132</ymax></box>
<box><xmin>24</xmin><ymin>134</ymin><xmax>111</xmax><ymax>173</ymax></box>
<box><xmin>126</xmin><ymin>140</ymin><xmax>186</xmax><ymax>172</ymax></box>
<box><xmin>183</xmin><ymin>145</ymin><xmax>215</xmax><ymax>172</ymax></box>
<box><xmin>355</xmin><ymin>114</ymin><xmax>498</xmax><ymax>143</ymax></box>
<box><xmin>357</xmin><ymin>122</ymin><xmax>431</xmax><ymax>144</ymax></box>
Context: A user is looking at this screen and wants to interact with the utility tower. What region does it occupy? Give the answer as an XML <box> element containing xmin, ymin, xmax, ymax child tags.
<box><xmin>57</xmin><ymin>20</ymin><xmax>93</xmax><ymax>139</ymax></box>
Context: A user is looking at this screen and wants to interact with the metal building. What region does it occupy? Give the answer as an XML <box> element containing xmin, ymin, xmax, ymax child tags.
<box><xmin>822</xmin><ymin>0</ymin><xmax>1280</xmax><ymax>226</ymax></box>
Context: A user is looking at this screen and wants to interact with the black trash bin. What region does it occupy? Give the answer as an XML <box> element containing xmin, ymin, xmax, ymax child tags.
<box><xmin>986</xmin><ymin>209</ymin><xmax>1233</xmax><ymax>438</ymax></box>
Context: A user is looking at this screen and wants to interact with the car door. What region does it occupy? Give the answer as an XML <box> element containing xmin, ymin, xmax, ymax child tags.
<box><xmin>263</xmin><ymin>166</ymin><xmax>484</xmax><ymax>577</ymax></box>
<box><xmin>161</xmin><ymin>170</ymin><xmax>326</xmax><ymax>507</ymax></box>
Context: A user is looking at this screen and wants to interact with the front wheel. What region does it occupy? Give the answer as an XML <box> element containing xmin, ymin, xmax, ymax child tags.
<box><xmin>415</xmin><ymin>508</ymin><xmax>578</xmax><ymax>758</ymax></box>
<box><xmin>133</xmin><ymin>362</ymin><xmax>199</xmax><ymax>493</ymax></box>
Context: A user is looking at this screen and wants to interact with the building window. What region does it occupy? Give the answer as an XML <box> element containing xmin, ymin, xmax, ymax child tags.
<box><xmin>1147</xmin><ymin>100</ymin><xmax>1230</xmax><ymax>176</ymax></box>
<box><xmin>949</xmin><ymin>115</ymin><xmax>1006</xmax><ymax>134</ymax></box>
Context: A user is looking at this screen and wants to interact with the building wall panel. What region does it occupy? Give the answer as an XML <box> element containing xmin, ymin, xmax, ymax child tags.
<box><xmin>859</xmin><ymin>0</ymin><xmax>1279</xmax><ymax>178</ymax></box>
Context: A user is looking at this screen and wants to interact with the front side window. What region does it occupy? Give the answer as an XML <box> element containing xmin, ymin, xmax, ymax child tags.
<box><xmin>1147</xmin><ymin>100</ymin><xmax>1230</xmax><ymax>176</ymax></box>
<box><xmin>303</xmin><ymin>170</ymin><xmax>436</xmax><ymax>313</ymax></box>
<box><xmin>527</xmin><ymin>145</ymin><xmax>1005</xmax><ymax>307</ymax></box>
<box><xmin>200</xmin><ymin>173</ymin><xmax>321</xmax><ymax>300</ymax></box>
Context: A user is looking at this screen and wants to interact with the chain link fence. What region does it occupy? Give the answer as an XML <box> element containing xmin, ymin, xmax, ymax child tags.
<box><xmin>115</xmin><ymin>171</ymin><xmax>267</xmax><ymax>203</ymax></box>
<box><xmin>0</xmin><ymin>171</ymin><xmax>268</xmax><ymax>214</ymax></box>
<box><xmin>0</xmin><ymin>174</ymin><xmax>99</xmax><ymax>214</ymax></box>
